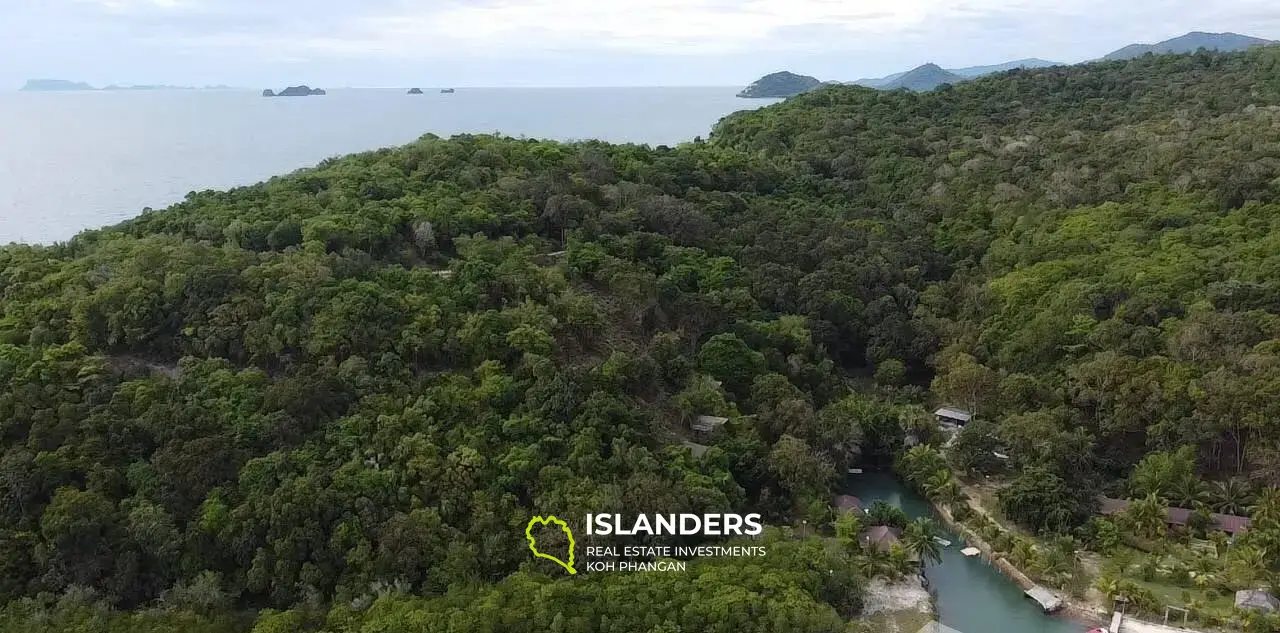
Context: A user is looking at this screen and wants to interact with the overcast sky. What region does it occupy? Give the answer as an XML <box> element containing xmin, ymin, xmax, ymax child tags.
<box><xmin>4</xmin><ymin>0</ymin><xmax>1279</xmax><ymax>89</ymax></box>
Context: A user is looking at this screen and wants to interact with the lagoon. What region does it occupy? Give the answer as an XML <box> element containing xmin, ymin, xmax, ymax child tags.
<box><xmin>846</xmin><ymin>472</ymin><xmax>1085</xmax><ymax>633</ymax></box>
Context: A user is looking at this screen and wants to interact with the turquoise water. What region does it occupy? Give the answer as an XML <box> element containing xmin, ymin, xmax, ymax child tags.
<box><xmin>0</xmin><ymin>87</ymin><xmax>776</xmax><ymax>244</ymax></box>
<box><xmin>846</xmin><ymin>472</ymin><xmax>1085</xmax><ymax>633</ymax></box>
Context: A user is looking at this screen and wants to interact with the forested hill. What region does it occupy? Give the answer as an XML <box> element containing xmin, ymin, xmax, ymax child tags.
<box><xmin>1</xmin><ymin>47</ymin><xmax>1280</xmax><ymax>631</ymax></box>
<box><xmin>714</xmin><ymin>49</ymin><xmax>1280</xmax><ymax>524</ymax></box>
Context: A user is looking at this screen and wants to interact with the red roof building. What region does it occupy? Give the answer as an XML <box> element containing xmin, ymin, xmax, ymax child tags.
<box><xmin>1098</xmin><ymin>497</ymin><xmax>1251</xmax><ymax>535</ymax></box>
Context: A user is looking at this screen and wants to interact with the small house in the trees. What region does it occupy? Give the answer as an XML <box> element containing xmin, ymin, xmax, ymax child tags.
<box><xmin>691</xmin><ymin>415</ymin><xmax>728</xmax><ymax>437</ymax></box>
<box><xmin>934</xmin><ymin>407</ymin><xmax>972</xmax><ymax>427</ymax></box>
<box><xmin>1236</xmin><ymin>589</ymin><xmax>1280</xmax><ymax>612</ymax></box>
<box><xmin>859</xmin><ymin>525</ymin><xmax>903</xmax><ymax>553</ymax></box>
<box><xmin>1099</xmin><ymin>497</ymin><xmax>1252</xmax><ymax>536</ymax></box>
<box><xmin>681</xmin><ymin>441</ymin><xmax>709</xmax><ymax>459</ymax></box>
<box><xmin>832</xmin><ymin>495</ymin><xmax>866</xmax><ymax>515</ymax></box>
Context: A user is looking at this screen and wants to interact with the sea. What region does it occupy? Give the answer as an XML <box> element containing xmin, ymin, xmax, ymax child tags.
<box><xmin>0</xmin><ymin>87</ymin><xmax>778</xmax><ymax>244</ymax></box>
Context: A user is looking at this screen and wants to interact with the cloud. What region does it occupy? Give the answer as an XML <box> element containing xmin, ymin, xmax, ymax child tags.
<box><xmin>2</xmin><ymin>0</ymin><xmax>1279</xmax><ymax>86</ymax></box>
<box><xmin>242</xmin><ymin>0</ymin><xmax>1046</xmax><ymax>57</ymax></box>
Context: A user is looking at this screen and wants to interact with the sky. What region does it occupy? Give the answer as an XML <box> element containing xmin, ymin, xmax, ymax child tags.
<box><xmin>4</xmin><ymin>0</ymin><xmax>1280</xmax><ymax>89</ymax></box>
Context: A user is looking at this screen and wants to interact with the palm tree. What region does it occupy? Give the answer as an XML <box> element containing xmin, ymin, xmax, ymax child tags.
<box><xmin>924</xmin><ymin>470</ymin><xmax>965</xmax><ymax>505</ymax></box>
<box><xmin>1095</xmin><ymin>569</ymin><xmax>1122</xmax><ymax>604</ymax></box>
<box><xmin>1229</xmin><ymin>545</ymin><xmax>1267</xmax><ymax>587</ymax></box>
<box><xmin>1170</xmin><ymin>477</ymin><xmax>1209</xmax><ymax>508</ymax></box>
<box><xmin>902</xmin><ymin>518</ymin><xmax>944</xmax><ymax>567</ymax></box>
<box><xmin>1010</xmin><ymin>538</ymin><xmax>1040</xmax><ymax>572</ymax></box>
<box><xmin>901</xmin><ymin>444</ymin><xmax>945</xmax><ymax>483</ymax></box>
<box><xmin>1250</xmin><ymin>487</ymin><xmax>1280</xmax><ymax>531</ymax></box>
<box><xmin>1212</xmin><ymin>479</ymin><xmax>1254</xmax><ymax>515</ymax></box>
<box><xmin>1039</xmin><ymin>546</ymin><xmax>1075</xmax><ymax>589</ymax></box>
<box><xmin>1126</xmin><ymin>494</ymin><xmax>1168</xmax><ymax>540</ymax></box>
<box><xmin>857</xmin><ymin>549</ymin><xmax>890</xmax><ymax>578</ymax></box>
<box><xmin>887</xmin><ymin>544</ymin><xmax>914</xmax><ymax>579</ymax></box>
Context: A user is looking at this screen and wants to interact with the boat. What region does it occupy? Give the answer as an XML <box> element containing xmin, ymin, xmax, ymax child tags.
<box><xmin>440</xmin><ymin>88</ymin><xmax>455</xmax><ymax>94</ymax></box>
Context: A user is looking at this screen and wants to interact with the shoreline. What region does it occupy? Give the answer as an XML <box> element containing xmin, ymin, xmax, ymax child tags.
<box><xmin>928</xmin><ymin>496</ymin><xmax>1110</xmax><ymax>627</ymax></box>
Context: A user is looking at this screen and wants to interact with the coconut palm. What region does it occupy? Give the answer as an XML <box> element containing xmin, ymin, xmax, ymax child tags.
<box><xmin>901</xmin><ymin>444</ymin><xmax>946</xmax><ymax>483</ymax></box>
<box><xmin>902</xmin><ymin>517</ymin><xmax>944</xmax><ymax>567</ymax></box>
<box><xmin>924</xmin><ymin>470</ymin><xmax>965</xmax><ymax>505</ymax></box>
<box><xmin>1010</xmin><ymin>538</ymin><xmax>1040</xmax><ymax>572</ymax></box>
<box><xmin>1228</xmin><ymin>545</ymin><xmax>1267</xmax><ymax>588</ymax></box>
<box><xmin>886</xmin><ymin>544</ymin><xmax>914</xmax><ymax>579</ymax></box>
<box><xmin>1126</xmin><ymin>493</ymin><xmax>1168</xmax><ymax>540</ymax></box>
<box><xmin>1039</xmin><ymin>546</ymin><xmax>1075</xmax><ymax>589</ymax></box>
<box><xmin>1170</xmin><ymin>477</ymin><xmax>1209</xmax><ymax>508</ymax></box>
<box><xmin>1250</xmin><ymin>487</ymin><xmax>1280</xmax><ymax>531</ymax></box>
<box><xmin>1212</xmin><ymin>479</ymin><xmax>1254</xmax><ymax>515</ymax></box>
<box><xmin>1095</xmin><ymin>569</ymin><xmax>1122</xmax><ymax>603</ymax></box>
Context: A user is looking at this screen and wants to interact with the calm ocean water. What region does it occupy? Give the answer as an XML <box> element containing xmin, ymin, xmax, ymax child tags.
<box><xmin>0</xmin><ymin>87</ymin><xmax>777</xmax><ymax>244</ymax></box>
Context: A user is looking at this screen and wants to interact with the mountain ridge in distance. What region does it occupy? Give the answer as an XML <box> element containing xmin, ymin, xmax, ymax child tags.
<box><xmin>1101</xmin><ymin>31</ymin><xmax>1274</xmax><ymax>61</ymax></box>
<box><xmin>854</xmin><ymin>58</ymin><xmax>1060</xmax><ymax>87</ymax></box>
<box><xmin>744</xmin><ymin>30</ymin><xmax>1275</xmax><ymax>97</ymax></box>
<box><xmin>879</xmin><ymin>63</ymin><xmax>968</xmax><ymax>92</ymax></box>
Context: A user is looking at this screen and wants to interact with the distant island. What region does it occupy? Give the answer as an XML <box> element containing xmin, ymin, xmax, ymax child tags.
<box><xmin>102</xmin><ymin>84</ymin><xmax>196</xmax><ymax>91</ymax></box>
<box><xmin>408</xmin><ymin>88</ymin><xmax>424</xmax><ymax>95</ymax></box>
<box><xmin>737</xmin><ymin>71</ymin><xmax>822</xmax><ymax>98</ymax></box>
<box><xmin>20</xmin><ymin>79</ymin><xmax>237</xmax><ymax>92</ymax></box>
<box><xmin>263</xmin><ymin>85</ymin><xmax>327</xmax><ymax>97</ymax></box>
<box><xmin>742</xmin><ymin>30</ymin><xmax>1276</xmax><ymax>97</ymax></box>
<box><xmin>21</xmin><ymin>79</ymin><xmax>98</xmax><ymax>92</ymax></box>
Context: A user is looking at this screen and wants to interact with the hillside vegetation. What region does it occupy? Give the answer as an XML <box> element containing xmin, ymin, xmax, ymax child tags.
<box><xmin>2</xmin><ymin>47</ymin><xmax>1280</xmax><ymax>631</ymax></box>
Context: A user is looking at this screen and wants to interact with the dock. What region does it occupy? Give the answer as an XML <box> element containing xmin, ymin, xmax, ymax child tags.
<box><xmin>1024</xmin><ymin>585</ymin><xmax>1064</xmax><ymax>613</ymax></box>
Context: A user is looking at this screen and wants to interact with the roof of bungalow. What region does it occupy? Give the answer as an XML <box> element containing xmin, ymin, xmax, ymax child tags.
<box><xmin>1236</xmin><ymin>589</ymin><xmax>1280</xmax><ymax>612</ymax></box>
<box><xmin>692</xmin><ymin>415</ymin><xmax>729</xmax><ymax>432</ymax></box>
<box><xmin>933</xmin><ymin>407</ymin><xmax>972</xmax><ymax>422</ymax></box>
<box><xmin>1098</xmin><ymin>497</ymin><xmax>1252</xmax><ymax>535</ymax></box>
<box><xmin>832</xmin><ymin>495</ymin><xmax>866</xmax><ymax>513</ymax></box>
<box><xmin>681</xmin><ymin>441</ymin><xmax>709</xmax><ymax>458</ymax></box>
<box><xmin>859</xmin><ymin>525</ymin><xmax>903</xmax><ymax>552</ymax></box>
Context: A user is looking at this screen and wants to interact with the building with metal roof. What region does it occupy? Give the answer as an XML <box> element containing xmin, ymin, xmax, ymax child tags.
<box><xmin>934</xmin><ymin>407</ymin><xmax>973</xmax><ymax>425</ymax></box>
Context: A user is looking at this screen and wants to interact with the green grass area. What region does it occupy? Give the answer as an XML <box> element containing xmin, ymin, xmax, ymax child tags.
<box><xmin>1130</xmin><ymin>578</ymin><xmax>1234</xmax><ymax>612</ymax></box>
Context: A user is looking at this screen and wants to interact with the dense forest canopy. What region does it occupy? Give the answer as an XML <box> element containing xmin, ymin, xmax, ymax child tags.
<box><xmin>2</xmin><ymin>47</ymin><xmax>1280</xmax><ymax>631</ymax></box>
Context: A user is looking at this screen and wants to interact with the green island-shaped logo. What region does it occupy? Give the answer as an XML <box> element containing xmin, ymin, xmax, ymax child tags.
<box><xmin>526</xmin><ymin>515</ymin><xmax>577</xmax><ymax>574</ymax></box>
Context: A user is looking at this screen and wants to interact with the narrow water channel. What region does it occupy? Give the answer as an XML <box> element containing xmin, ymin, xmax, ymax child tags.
<box><xmin>845</xmin><ymin>472</ymin><xmax>1085</xmax><ymax>633</ymax></box>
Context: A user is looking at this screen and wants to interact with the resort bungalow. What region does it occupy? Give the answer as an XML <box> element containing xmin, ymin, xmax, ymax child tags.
<box><xmin>691</xmin><ymin>415</ymin><xmax>729</xmax><ymax>437</ymax></box>
<box><xmin>1236</xmin><ymin>589</ymin><xmax>1280</xmax><ymax>613</ymax></box>
<box><xmin>859</xmin><ymin>525</ymin><xmax>903</xmax><ymax>553</ymax></box>
<box><xmin>1098</xmin><ymin>497</ymin><xmax>1252</xmax><ymax>536</ymax></box>
<box><xmin>832</xmin><ymin>495</ymin><xmax>866</xmax><ymax>515</ymax></box>
<box><xmin>934</xmin><ymin>407</ymin><xmax>972</xmax><ymax>427</ymax></box>
<box><xmin>681</xmin><ymin>441</ymin><xmax>709</xmax><ymax>459</ymax></box>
